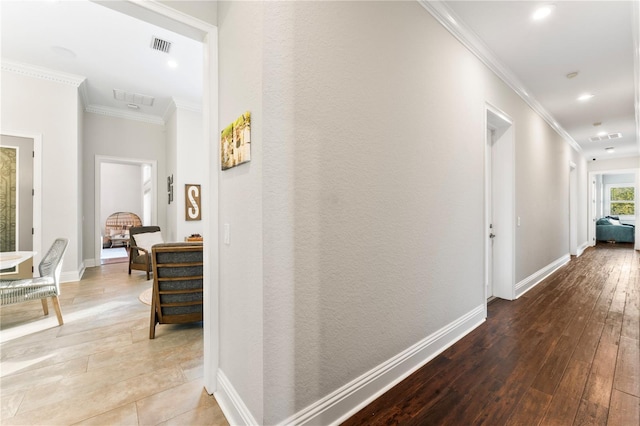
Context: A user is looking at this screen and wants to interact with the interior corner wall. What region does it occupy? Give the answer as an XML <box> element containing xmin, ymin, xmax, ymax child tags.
<box><xmin>572</xmin><ymin>150</ymin><xmax>589</xmax><ymax>249</ymax></box>
<box><xmin>1</xmin><ymin>70</ymin><xmax>81</xmax><ymax>278</ymax></box>
<box><xmin>78</xmin><ymin>91</ymin><xmax>85</xmax><ymax>273</ymax></box>
<box><xmin>158</xmin><ymin>0</ymin><xmax>218</xmax><ymax>26</ymax></box>
<box><xmin>166</xmin><ymin>109</ymin><xmax>178</xmax><ymax>242</ymax></box>
<box><xmin>175</xmin><ymin>108</ymin><xmax>205</xmax><ymax>240</ymax></box>
<box><xmin>218</xmin><ymin>1</ymin><xmax>605</xmax><ymax>424</ymax></box>
<box><xmin>218</xmin><ymin>0</ymin><xmax>264</xmax><ymax>423</ymax></box>
<box><xmin>82</xmin><ymin>112</ymin><xmax>166</xmax><ymax>261</ymax></box>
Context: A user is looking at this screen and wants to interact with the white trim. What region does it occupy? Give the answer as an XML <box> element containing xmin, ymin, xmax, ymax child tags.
<box><xmin>85</xmin><ymin>104</ymin><xmax>165</xmax><ymax>126</ymax></box>
<box><xmin>577</xmin><ymin>242</ymin><xmax>590</xmax><ymax>257</ymax></box>
<box><xmin>215</xmin><ymin>370</ymin><xmax>259</xmax><ymax>426</ymax></box>
<box><xmin>0</xmin><ymin>130</ymin><xmax>43</xmax><ymax>274</ymax></box>
<box><xmin>418</xmin><ymin>1</ymin><xmax>581</xmax><ymax>153</ymax></box>
<box><xmin>78</xmin><ymin>81</ymin><xmax>90</xmax><ymax>109</ymax></box>
<box><xmin>84</xmin><ymin>258</ymin><xmax>96</xmax><ymax>268</ymax></box>
<box><xmin>117</xmin><ymin>0</ymin><xmax>220</xmax><ymax>395</ymax></box>
<box><xmin>485</xmin><ymin>103</ymin><xmax>516</xmax><ymax>301</ymax></box>
<box><xmin>61</xmin><ymin>264</ymin><xmax>85</xmax><ymax>283</ymax></box>
<box><xmin>1</xmin><ymin>59</ymin><xmax>86</xmax><ymax>87</ymax></box>
<box><xmin>279</xmin><ymin>305</ymin><xmax>486</xmax><ymax>426</ymax></box>
<box><xmin>515</xmin><ymin>254</ymin><xmax>571</xmax><ymax>298</ymax></box>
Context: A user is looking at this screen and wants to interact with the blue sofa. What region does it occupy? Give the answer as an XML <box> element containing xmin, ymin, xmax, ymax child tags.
<box><xmin>596</xmin><ymin>216</ymin><xmax>635</xmax><ymax>243</ymax></box>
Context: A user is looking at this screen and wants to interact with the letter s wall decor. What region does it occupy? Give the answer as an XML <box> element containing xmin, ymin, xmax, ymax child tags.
<box><xmin>185</xmin><ymin>184</ymin><xmax>201</xmax><ymax>221</ymax></box>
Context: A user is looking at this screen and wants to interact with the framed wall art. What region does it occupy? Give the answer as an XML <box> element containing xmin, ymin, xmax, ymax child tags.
<box><xmin>221</xmin><ymin>111</ymin><xmax>251</xmax><ymax>170</ymax></box>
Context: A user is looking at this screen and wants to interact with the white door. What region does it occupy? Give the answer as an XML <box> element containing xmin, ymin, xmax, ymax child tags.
<box><xmin>486</xmin><ymin>128</ymin><xmax>494</xmax><ymax>299</ymax></box>
<box><xmin>486</xmin><ymin>107</ymin><xmax>515</xmax><ymax>301</ymax></box>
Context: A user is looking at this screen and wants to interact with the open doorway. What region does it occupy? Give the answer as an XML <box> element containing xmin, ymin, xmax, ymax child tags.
<box><xmin>485</xmin><ymin>105</ymin><xmax>515</xmax><ymax>304</ymax></box>
<box><xmin>588</xmin><ymin>168</ymin><xmax>639</xmax><ymax>249</ymax></box>
<box><xmin>0</xmin><ymin>132</ymin><xmax>42</xmax><ymax>275</ymax></box>
<box><xmin>95</xmin><ymin>156</ymin><xmax>157</xmax><ymax>265</ymax></box>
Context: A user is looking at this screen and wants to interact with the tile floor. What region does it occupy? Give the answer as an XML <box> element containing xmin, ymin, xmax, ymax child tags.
<box><xmin>0</xmin><ymin>262</ymin><xmax>229</xmax><ymax>426</ymax></box>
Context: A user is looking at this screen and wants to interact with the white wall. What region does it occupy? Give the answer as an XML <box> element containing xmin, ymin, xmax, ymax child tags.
<box><xmin>82</xmin><ymin>112</ymin><xmax>166</xmax><ymax>261</ymax></box>
<box><xmin>218</xmin><ymin>1</ymin><xmax>591</xmax><ymax>424</ymax></box>
<box><xmin>165</xmin><ymin>106</ymin><xmax>205</xmax><ymax>242</ymax></box>
<box><xmin>166</xmin><ymin>109</ymin><xmax>178</xmax><ymax>242</ymax></box>
<box><xmin>175</xmin><ymin>108</ymin><xmax>205</xmax><ymax>240</ymax></box>
<box><xmin>218</xmin><ymin>0</ymin><xmax>264</xmax><ymax>421</ymax></box>
<box><xmin>588</xmin><ymin>156</ymin><xmax>640</xmax><ymax>172</ymax></box>
<box><xmin>1</xmin><ymin>70</ymin><xmax>82</xmax><ymax>279</ymax></box>
<box><xmin>100</xmin><ymin>163</ymin><xmax>143</xmax><ymax>231</ymax></box>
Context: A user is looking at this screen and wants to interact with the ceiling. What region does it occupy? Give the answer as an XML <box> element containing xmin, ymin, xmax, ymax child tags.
<box><xmin>438</xmin><ymin>0</ymin><xmax>639</xmax><ymax>161</ymax></box>
<box><xmin>1</xmin><ymin>0</ymin><xmax>203</xmax><ymax>124</ymax></box>
<box><xmin>1</xmin><ymin>1</ymin><xmax>638</xmax><ymax>161</ymax></box>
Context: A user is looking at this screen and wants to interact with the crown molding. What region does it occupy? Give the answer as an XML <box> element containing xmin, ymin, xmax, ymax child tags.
<box><xmin>85</xmin><ymin>104</ymin><xmax>165</xmax><ymax>126</ymax></box>
<box><xmin>1</xmin><ymin>59</ymin><xmax>86</xmax><ymax>87</ymax></box>
<box><xmin>418</xmin><ymin>1</ymin><xmax>582</xmax><ymax>154</ymax></box>
<box><xmin>78</xmin><ymin>81</ymin><xmax>90</xmax><ymax>109</ymax></box>
<box><xmin>163</xmin><ymin>97</ymin><xmax>202</xmax><ymax>122</ymax></box>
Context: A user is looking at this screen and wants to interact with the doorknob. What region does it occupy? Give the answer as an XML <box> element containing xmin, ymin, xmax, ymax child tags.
<box><xmin>489</xmin><ymin>233</ymin><xmax>496</xmax><ymax>239</ymax></box>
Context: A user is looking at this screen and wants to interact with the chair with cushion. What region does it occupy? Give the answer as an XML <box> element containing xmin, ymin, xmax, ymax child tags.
<box><xmin>149</xmin><ymin>242</ymin><xmax>203</xmax><ymax>339</ymax></box>
<box><xmin>0</xmin><ymin>238</ymin><xmax>69</xmax><ymax>325</ymax></box>
<box><xmin>129</xmin><ymin>226</ymin><xmax>163</xmax><ymax>279</ymax></box>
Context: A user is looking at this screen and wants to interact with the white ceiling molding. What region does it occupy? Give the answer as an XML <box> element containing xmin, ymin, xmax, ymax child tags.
<box><xmin>162</xmin><ymin>97</ymin><xmax>202</xmax><ymax>122</ymax></box>
<box><xmin>633</xmin><ymin>0</ymin><xmax>640</xmax><ymax>156</ymax></box>
<box><xmin>92</xmin><ymin>0</ymin><xmax>216</xmax><ymax>42</ymax></box>
<box><xmin>1</xmin><ymin>59</ymin><xmax>85</xmax><ymax>87</ymax></box>
<box><xmin>85</xmin><ymin>104</ymin><xmax>165</xmax><ymax>126</ymax></box>
<box><xmin>418</xmin><ymin>1</ymin><xmax>582</xmax><ymax>153</ymax></box>
<box><xmin>78</xmin><ymin>81</ymin><xmax>90</xmax><ymax>109</ymax></box>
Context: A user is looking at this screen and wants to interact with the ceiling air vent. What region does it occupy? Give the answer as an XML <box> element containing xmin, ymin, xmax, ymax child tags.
<box><xmin>113</xmin><ymin>89</ymin><xmax>155</xmax><ymax>107</ymax></box>
<box><xmin>151</xmin><ymin>37</ymin><xmax>172</xmax><ymax>54</ymax></box>
<box><xmin>589</xmin><ymin>132</ymin><xmax>623</xmax><ymax>142</ymax></box>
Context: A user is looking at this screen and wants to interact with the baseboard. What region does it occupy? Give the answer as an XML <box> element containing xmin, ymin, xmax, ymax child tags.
<box><xmin>280</xmin><ymin>304</ymin><xmax>486</xmax><ymax>426</ymax></box>
<box><xmin>215</xmin><ymin>370</ymin><xmax>259</xmax><ymax>426</ymax></box>
<box><xmin>61</xmin><ymin>264</ymin><xmax>85</xmax><ymax>283</ymax></box>
<box><xmin>576</xmin><ymin>242</ymin><xmax>589</xmax><ymax>257</ymax></box>
<box><xmin>515</xmin><ymin>254</ymin><xmax>570</xmax><ymax>298</ymax></box>
<box><xmin>84</xmin><ymin>258</ymin><xmax>96</xmax><ymax>268</ymax></box>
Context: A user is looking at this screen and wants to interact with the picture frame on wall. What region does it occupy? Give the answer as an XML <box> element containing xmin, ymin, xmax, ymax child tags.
<box><xmin>221</xmin><ymin>111</ymin><xmax>251</xmax><ymax>170</ymax></box>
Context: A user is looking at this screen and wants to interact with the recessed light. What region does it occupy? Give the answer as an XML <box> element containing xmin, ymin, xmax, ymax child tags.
<box><xmin>605</xmin><ymin>147</ymin><xmax>615</xmax><ymax>153</ymax></box>
<box><xmin>577</xmin><ymin>93</ymin><xmax>594</xmax><ymax>101</ymax></box>
<box><xmin>533</xmin><ymin>4</ymin><xmax>556</xmax><ymax>21</ymax></box>
<box><xmin>167</xmin><ymin>60</ymin><xmax>178</xmax><ymax>69</ymax></box>
<box><xmin>597</xmin><ymin>131</ymin><xmax>607</xmax><ymax>137</ymax></box>
<box><xmin>566</xmin><ymin>72</ymin><xmax>579</xmax><ymax>79</ymax></box>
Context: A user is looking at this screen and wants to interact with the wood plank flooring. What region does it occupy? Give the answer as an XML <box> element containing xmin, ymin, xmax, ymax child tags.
<box><xmin>344</xmin><ymin>244</ymin><xmax>640</xmax><ymax>426</ymax></box>
<box><xmin>0</xmin><ymin>262</ymin><xmax>228</xmax><ymax>426</ymax></box>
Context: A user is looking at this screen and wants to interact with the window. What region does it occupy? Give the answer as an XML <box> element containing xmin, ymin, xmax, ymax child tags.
<box><xmin>606</xmin><ymin>184</ymin><xmax>635</xmax><ymax>217</ymax></box>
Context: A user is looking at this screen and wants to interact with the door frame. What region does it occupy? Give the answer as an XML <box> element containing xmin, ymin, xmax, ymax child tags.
<box><xmin>94</xmin><ymin>155</ymin><xmax>158</xmax><ymax>263</ymax></box>
<box><xmin>0</xmin><ymin>131</ymin><xmax>43</xmax><ymax>271</ymax></box>
<box><xmin>569</xmin><ymin>162</ymin><xmax>578</xmax><ymax>256</ymax></box>
<box><xmin>485</xmin><ymin>103</ymin><xmax>515</xmax><ymax>309</ymax></box>
<box><xmin>117</xmin><ymin>1</ymin><xmax>219</xmax><ymax>394</ymax></box>
<box><xmin>588</xmin><ymin>168</ymin><xmax>640</xmax><ymax>250</ymax></box>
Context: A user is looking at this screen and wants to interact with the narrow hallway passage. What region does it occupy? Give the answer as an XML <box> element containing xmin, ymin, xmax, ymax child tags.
<box><xmin>344</xmin><ymin>244</ymin><xmax>639</xmax><ymax>425</ymax></box>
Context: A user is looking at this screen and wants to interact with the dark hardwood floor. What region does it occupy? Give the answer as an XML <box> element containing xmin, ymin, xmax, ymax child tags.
<box><xmin>343</xmin><ymin>244</ymin><xmax>639</xmax><ymax>426</ymax></box>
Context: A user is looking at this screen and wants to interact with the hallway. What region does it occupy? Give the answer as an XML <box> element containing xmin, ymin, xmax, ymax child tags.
<box><xmin>344</xmin><ymin>244</ymin><xmax>639</xmax><ymax>425</ymax></box>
